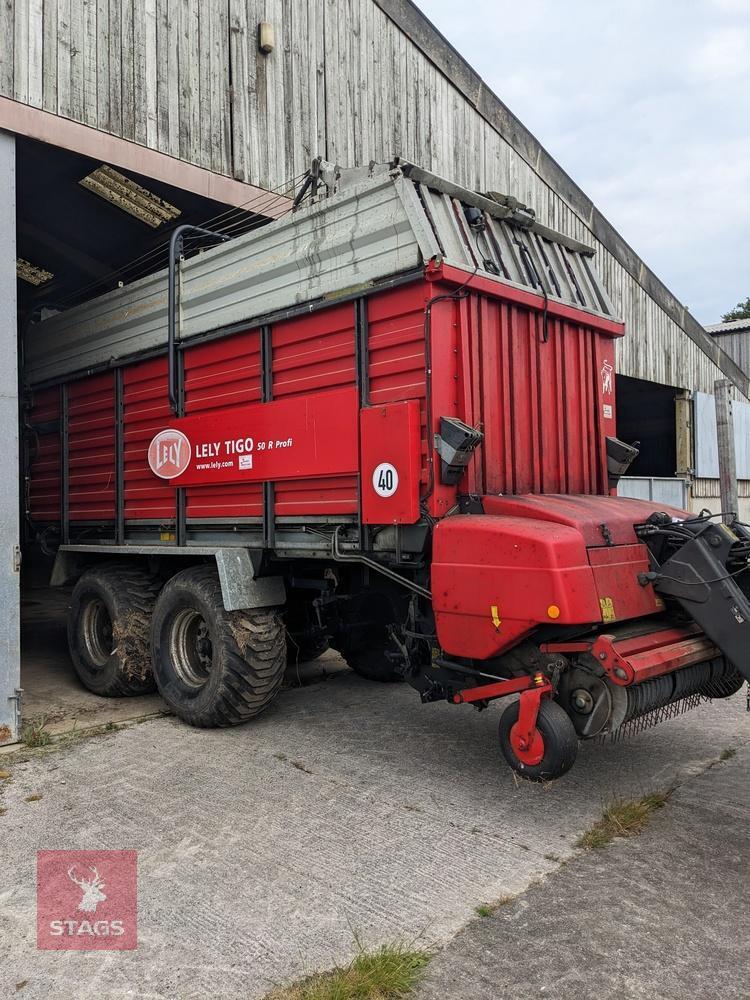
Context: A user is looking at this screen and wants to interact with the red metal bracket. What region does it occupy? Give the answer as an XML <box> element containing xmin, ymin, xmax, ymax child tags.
<box><xmin>511</xmin><ymin>686</ymin><xmax>548</xmax><ymax>766</ymax></box>
<box><xmin>541</xmin><ymin>625</ymin><xmax>719</xmax><ymax>687</ymax></box>
<box><xmin>452</xmin><ymin>673</ymin><xmax>551</xmax><ymax>705</ymax></box>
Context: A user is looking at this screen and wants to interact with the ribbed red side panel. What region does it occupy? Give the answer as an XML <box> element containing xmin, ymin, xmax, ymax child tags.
<box><xmin>272</xmin><ymin>304</ymin><xmax>358</xmax><ymax>516</ymax></box>
<box><xmin>68</xmin><ymin>373</ymin><xmax>116</xmax><ymax>521</ymax></box>
<box><xmin>123</xmin><ymin>358</ymin><xmax>176</xmax><ymax>521</ymax></box>
<box><xmin>184</xmin><ymin>329</ymin><xmax>264</xmax><ymax>518</ymax></box>
<box><xmin>368</xmin><ymin>285</ymin><xmax>427</xmax><ymax>405</ymax></box>
<box><xmin>469</xmin><ymin>298</ymin><xmax>606</xmax><ymax>496</ymax></box>
<box><xmin>27</xmin><ymin>387</ymin><xmax>61</xmax><ymax>523</ymax></box>
<box><xmin>367</xmin><ymin>284</ymin><xmax>431</xmax><ymax>495</ymax></box>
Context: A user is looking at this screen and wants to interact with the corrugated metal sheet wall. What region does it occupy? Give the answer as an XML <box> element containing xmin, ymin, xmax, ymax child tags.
<box><xmin>272</xmin><ymin>304</ymin><xmax>358</xmax><ymax>517</ymax></box>
<box><xmin>27</xmin><ymin>275</ymin><xmax>619</xmax><ymax>530</ymax></box>
<box><xmin>68</xmin><ymin>372</ymin><xmax>116</xmax><ymax>521</ymax></box>
<box><xmin>123</xmin><ymin>358</ymin><xmax>175</xmax><ymax>521</ymax></box>
<box><xmin>26</xmin><ymin>386</ymin><xmax>60</xmax><ymax>524</ymax></box>
<box><xmin>184</xmin><ymin>328</ymin><xmax>263</xmax><ymax>519</ymax></box>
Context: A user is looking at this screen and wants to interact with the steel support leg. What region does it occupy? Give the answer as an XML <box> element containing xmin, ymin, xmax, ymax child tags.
<box><xmin>0</xmin><ymin>130</ymin><xmax>20</xmax><ymax>744</ymax></box>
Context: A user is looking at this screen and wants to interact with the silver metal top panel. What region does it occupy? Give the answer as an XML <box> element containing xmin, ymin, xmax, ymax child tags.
<box><xmin>25</xmin><ymin>163</ymin><xmax>618</xmax><ymax>385</ymax></box>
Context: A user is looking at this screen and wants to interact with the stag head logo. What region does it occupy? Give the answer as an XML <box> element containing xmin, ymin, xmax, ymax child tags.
<box><xmin>68</xmin><ymin>865</ymin><xmax>107</xmax><ymax>913</ymax></box>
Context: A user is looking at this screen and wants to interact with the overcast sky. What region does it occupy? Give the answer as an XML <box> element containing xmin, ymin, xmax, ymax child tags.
<box><xmin>416</xmin><ymin>0</ymin><xmax>750</xmax><ymax>325</ymax></box>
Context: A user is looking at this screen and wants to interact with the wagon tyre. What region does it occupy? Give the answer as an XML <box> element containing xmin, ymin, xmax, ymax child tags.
<box><xmin>151</xmin><ymin>565</ymin><xmax>286</xmax><ymax>727</ymax></box>
<box><xmin>498</xmin><ymin>699</ymin><xmax>579</xmax><ymax>782</ymax></box>
<box><xmin>67</xmin><ymin>563</ymin><xmax>160</xmax><ymax>697</ymax></box>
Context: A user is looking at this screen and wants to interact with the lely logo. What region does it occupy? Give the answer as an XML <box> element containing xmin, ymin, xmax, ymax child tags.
<box><xmin>148</xmin><ymin>428</ymin><xmax>192</xmax><ymax>479</ymax></box>
<box><xmin>37</xmin><ymin>850</ymin><xmax>137</xmax><ymax>950</ymax></box>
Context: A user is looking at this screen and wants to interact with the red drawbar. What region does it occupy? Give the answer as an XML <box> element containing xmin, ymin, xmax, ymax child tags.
<box><xmin>453</xmin><ymin>674</ymin><xmax>552</xmax><ymax>767</ymax></box>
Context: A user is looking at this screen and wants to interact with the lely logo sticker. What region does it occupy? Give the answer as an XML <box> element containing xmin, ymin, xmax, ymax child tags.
<box><xmin>37</xmin><ymin>850</ymin><xmax>137</xmax><ymax>950</ymax></box>
<box><xmin>148</xmin><ymin>428</ymin><xmax>192</xmax><ymax>479</ymax></box>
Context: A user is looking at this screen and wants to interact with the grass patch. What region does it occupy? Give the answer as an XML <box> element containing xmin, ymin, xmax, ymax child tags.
<box><xmin>474</xmin><ymin>894</ymin><xmax>514</xmax><ymax>918</ymax></box>
<box><xmin>265</xmin><ymin>942</ymin><xmax>430</xmax><ymax>1000</ymax></box>
<box><xmin>3</xmin><ymin>712</ymin><xmax>165</xmax><ymax>764</ymax></box>
<box><xmin>576</xmin><ymin>792</ymin><xmax>669</xmax><ymax>850</ymax></box>
<box><xmin>720</xmin><ymin>747</ymin><xmax>736</xmax><ymax>761</ymax></box>
<box><xmin>21</xmin><ymin>717</ymin><xmax>52</xmax><ymax>748</ymax></box>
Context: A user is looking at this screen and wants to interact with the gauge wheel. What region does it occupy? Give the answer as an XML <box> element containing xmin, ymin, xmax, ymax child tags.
<box><xmin>499</xmin><ymin>698</ymin><xmax>579</xmax><ymax>781</ymax></box>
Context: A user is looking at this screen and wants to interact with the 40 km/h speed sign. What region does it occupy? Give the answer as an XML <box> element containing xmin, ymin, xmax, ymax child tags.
<box><xmin>372</xmin><ymin>463</ymin><xmax>399</xmax><ymax>497</ymax></box>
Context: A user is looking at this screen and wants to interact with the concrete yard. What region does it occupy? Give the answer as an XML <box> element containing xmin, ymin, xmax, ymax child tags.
<box><xmin>1</xmin><ymin>628</ymin><xmax>749</xmax><ymax>999</ymax></box>
<box><xmin>415</xmin><ymin>742</ymin><xmax>750</xmax><ymax>1000</ymax></box>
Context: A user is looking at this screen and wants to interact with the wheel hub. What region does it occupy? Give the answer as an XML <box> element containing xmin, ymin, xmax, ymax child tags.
<box><xmin>81</xmin><ymin>598</ymin><xmax>114</xmax><ymax>668</ymax></box>
<box><xmin>169</xmin><ymin>609</ymin><xmax>213</xmax><ymax>688</ymax></box>
<box><xmin>509</xmin><ymin>722</ymin><xmax>545</xmax><ymax>766</ymax></box>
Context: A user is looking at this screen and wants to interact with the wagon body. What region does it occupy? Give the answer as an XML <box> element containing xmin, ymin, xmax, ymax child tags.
<box><xmin>23</xmin><ymin>161</ymin><xmax>749</xmax><ymax>781</ymax></box>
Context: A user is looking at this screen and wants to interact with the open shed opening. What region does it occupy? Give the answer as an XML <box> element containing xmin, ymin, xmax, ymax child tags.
<box><xmin>16</xmin><ymin>134</ymin><xmax>268</xmax><ymax>739</ymax></box>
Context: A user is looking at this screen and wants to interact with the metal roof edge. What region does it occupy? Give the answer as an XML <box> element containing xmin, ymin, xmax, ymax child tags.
<box><xmin>372</xmin><ymin>0</ymin><xmax>748</xmax><ymax>396</ymax></box>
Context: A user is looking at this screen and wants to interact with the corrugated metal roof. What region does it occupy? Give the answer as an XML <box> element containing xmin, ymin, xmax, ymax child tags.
<box><xmin>705</xmin><ymin>319</ymin><xmax>750</xmax><ymax>335</ymax></box>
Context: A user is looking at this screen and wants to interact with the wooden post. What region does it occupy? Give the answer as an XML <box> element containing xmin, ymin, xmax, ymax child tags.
<box><xmin>714</xmin><ymin>378</ymin><xmax>738</xmax><ymax>524</ymax></box>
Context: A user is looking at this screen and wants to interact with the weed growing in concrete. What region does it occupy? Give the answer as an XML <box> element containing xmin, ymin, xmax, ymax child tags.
<box><xmin>474</xmin><ymin>895</ymin><xmax>514</xmax><ymax>918</ymax></box>
<box><xmin>720</xmin><ymin>747</ymin><xmax>736</xmax><ymax>761</ymax></box>
<box><xmin>576</xmin><ymin>792</ymin><xmax>668</xmax><ymax>850</ymax></box>
<box><xmin>21</xmin><ymin>718</ymin><xmax>52</xmax><ymax>748</ymax></box>
<box><xmin>264</xmin><ymin>942</ymin><xmax>430</xmax><ymax>1000</ymax></box>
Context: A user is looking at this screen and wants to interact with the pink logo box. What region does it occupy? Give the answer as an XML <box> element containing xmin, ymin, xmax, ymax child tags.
<box><xmin>37</xmin><ymin>850</ymin><xmax>137</xmax><ymax>950</ymax></box>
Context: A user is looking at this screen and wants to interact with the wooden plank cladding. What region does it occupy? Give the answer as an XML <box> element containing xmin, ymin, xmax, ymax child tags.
<box><xmin>2</xmin><ymin>1</ymin><xmax>741</xmax><ymax>396</ymax></box>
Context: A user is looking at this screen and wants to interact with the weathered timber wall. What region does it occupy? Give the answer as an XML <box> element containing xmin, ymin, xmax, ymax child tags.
<box><xmin>0</xmin><ymin>0</ymin><xmax>744</xmax><ymax>396</ymax></box>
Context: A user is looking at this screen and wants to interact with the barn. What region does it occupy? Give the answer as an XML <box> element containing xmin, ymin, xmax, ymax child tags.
<box><xmin>0</xmin><ymin>0</ymin><xmax>746</xmax><ymax>743</ymax></box>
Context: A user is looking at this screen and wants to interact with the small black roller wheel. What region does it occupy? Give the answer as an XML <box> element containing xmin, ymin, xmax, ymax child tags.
<box><xmin>499</xmin><ymin>698</ymin><xmax>579</xmax><ymax>782</ymax></box>
<box><xmin>68</xmin><ymin>562</ymin><xmax>160</xmax><ymax>697</ymax></box>
<box><xmin>342</xmin><ymin>646</ymin><xmax>403</xmax><ymax>683</ymax></box>
<box><xmin>151</xmin><ymin>565</ymin><xmax>286</xmax><ymax>727</ymax></box>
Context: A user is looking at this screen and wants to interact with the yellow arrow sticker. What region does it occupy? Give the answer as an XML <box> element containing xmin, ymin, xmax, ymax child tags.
<box><xmin>491</xmin><ymin>605</ymin><xmax>502</xmax><ymax>630</ymax></box>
